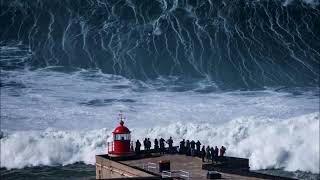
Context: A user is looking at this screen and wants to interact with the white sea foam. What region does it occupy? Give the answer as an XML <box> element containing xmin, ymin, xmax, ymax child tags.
<box><xmin>135</xmin><ymin>112</ymin><xmax>319</xmax><ymax>173</ymax></box>
<box><xmin>0</xmin><ymin>128</ymin><xmax>111</xmax><ymax>169</ymax></box>
<box><xmin>1</xmin><ymin>113</ymin><xmax>319</xmax><ymax>173</ymax></box>
<box><xmin>1</xmin><ymin>69</ymin><xmax>318</xmax><ymax>130</ymax></box>
<box><xmin>1</xmin><ymin>69</ymin><xmax>319</xmax><ymax>173</ymax></box>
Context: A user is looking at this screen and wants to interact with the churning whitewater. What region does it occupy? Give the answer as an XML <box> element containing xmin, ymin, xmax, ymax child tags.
<box><xmin>1</xmin><ymin>69</ymin><xmax>319</xmax><ymax>173</ymax></box>
<box><xmin>0</xmin><ymin>0</ymin><xmax>319</xmax><ymax>178</ymax></box>
<box><xmin>1</xmin><ymin>113</ymin><xmax>319</xmax><ymax>172</ymax></box>
<box><xmin>1</xmin><ymin>112</ymin><xmax>319</xmax><ymax>172</ymax></box>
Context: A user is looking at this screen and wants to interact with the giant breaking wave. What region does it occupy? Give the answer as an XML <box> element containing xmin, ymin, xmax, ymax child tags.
<box><xmin>0</xmin><ymin>0</ymin><xmax>319</xmax><ymax>176</ymax></box>
<box><xmin>1</xmin><ymin>0</ymin><xmax>320</xmax><ymax>88</ymax></box>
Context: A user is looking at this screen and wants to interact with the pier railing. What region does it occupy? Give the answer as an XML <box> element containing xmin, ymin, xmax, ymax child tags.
<box><xmin>161</xmin><ymin>171</ymin><xmax>172</xmax><ymax>178</ymax></box>
<box><xmin>161</xmin><ymin>170</ymin><xmax>190</xmax><ymax>180</ymax></box>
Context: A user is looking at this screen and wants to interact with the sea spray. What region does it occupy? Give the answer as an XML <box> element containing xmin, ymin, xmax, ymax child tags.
<box><xmin>1</xmin><ymin>113</ymin><xmax>319</xmax><ymax>173</ymax></box>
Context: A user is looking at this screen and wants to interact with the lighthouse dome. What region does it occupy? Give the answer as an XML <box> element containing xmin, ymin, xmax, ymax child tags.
<box><xmin>113</xmin><ymin>120</ymin><xmax>130</xmax><ymax>134</ymax></box>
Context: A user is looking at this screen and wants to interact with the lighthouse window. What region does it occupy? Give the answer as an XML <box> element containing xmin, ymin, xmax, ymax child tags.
<box><xmin>114</xmin><ymin>134</ymin><xmax>130</xmax><ymax>141</ymax></box>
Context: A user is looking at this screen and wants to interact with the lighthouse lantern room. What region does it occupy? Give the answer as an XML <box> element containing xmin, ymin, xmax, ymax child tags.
<box><xmin>108</xmin><ymin>113</ymin><xmax>135</xmax><ymax>157</ymax></box>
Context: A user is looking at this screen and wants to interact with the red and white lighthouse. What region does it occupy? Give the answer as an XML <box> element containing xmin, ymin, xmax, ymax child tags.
<box><xmin>108</xmin><ymin>113</ymin><xmax>134</xmax><ymax>157</ymax></box>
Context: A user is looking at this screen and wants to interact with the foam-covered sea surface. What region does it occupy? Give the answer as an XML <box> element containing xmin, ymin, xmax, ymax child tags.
<box><xmin>1</xmin><ymin>69</ymin><xmax>319</xmax><ymax>179</ymax></box>
<box><xmin>1</xmin><ymin>0</ymin><xmax>319</xmax><ymax>179</ymax></box>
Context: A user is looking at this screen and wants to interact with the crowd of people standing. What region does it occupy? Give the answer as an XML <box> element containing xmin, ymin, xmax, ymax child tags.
<box><xmin>133</xmin><ymin>137</ymin><xmax>227</xmax><ymax>162</ymax></box>
<box><xmin>134</xmin><ymin>137</ymin><xmax>174</xmax><ymax>155</ymax></box>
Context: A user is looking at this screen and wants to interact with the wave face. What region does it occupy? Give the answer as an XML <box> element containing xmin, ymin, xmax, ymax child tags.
<box><xmin>1</xmin><ymin>0</ymin><xmax>320</xmax><ymax>88</ymax></box>
<box><xmin>1</xmin><ymin>113</ymin><xmax>319</xmax><ymax>173</ymax></box>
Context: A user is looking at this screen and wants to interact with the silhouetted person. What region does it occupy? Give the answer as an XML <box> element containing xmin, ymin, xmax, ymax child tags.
<box><xmin>166</xmin><ymin>137</ymin><xmax>173</xmax><ymax>153</ymax></box>
<box><xmin>196</xmin><ymin>140</ymin><xmax>201</xmax><ymax>156</ymax></box>
<box><xmin>159</xmin><ymin>138</ymin><xmax>165</xmax><ymax>154</ymax></box>
<box><xmin>190</xmin><ymin>140</ymin><xmax>196</xmax><ymax>156</ymax></box>
<box><xmin>179</xmin><ymin>139</ymin><xmax>185</xmax><ymax>154</ymax></box>
<box><xmin>147</xmin><ymin>138</ymin><xmax>151</xmax><ymax>150</ymax></box>
<box><xmin>220</xmin><ymin>146</ymin><xmax>226</xmax><ymax>157</ymax></box>
<box><xmin>186</xmin><ymin>140</ymin><xmax>191</xmax><ymax>156</ymax></box>
<box><xmin>210</xmin><ymin>147</ymin><xmax>215</xmax><ymax>162</ymax></box>
<box><xmin>206</xmin><ymin>146</ymin><xmax>211</xmax><ymax>162</ymax></box>
<box><xmin>143</xmin><ymin>138</ymin><xmax>148</xmax><ymax>150</ymax></box>
<box><xmin>154</xmin><ymin>138</ymin><xmax>159</xmax><ymax>151</ymax></box>
<box><xmin>214</xmin><ymin>146</ymin><xmax>219</xmax><ymax>158</ymax></box>
<box><xmin>201</xmin><ymin>146</ymin><xmax>206</xmax><ymax>162</ymax></box>
<box><xmin>135</xmin><ymin>140</ymin><xmax>141</xmax><ymax>153</ymax></box>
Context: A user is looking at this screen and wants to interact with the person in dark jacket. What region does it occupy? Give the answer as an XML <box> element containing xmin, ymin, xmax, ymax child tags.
<box><xmin>166</xmin><ymin>137</ymin><xmax>173</xmax><ymax>153</ymax></box>
<box><xmin>214</xmin><ymin>146</ymin><xmax>219</xmax><ymax>158</ymax></box>
<box><xmin>159</xmin><ymin>138</ymin><xmax>165</xmax><ymax>154</ymax></box>
<box><xmin>143</xmin><ymin>138</ymin><xmax>148</xmax><ymax>150</ymax></box>
<box><xmin>210</xmin><ymin>147</ymin><xmax>215</xmax><ymax>162</ymax></box>
<box><xmin>154</xmin><ymin>138</ymin><xmax>159</xmax><ymax>151</ymax></box>
<box><xmin>201</xmin><ymin>145</ymin><xmax>206</xmax><ymax>162</ymax></box>
<box><xmin>190</xmin><ymin>140</ymin><xmax>196</xmax><ymax>156</ymax></box>
<box><xmin>206</xmin><ymin>146</ymin><xmax>211</xmax><ymax>162</ymax></box>
<box><xmin>185</xmin><ymin>140</ymin><xmax>191</xmax><ymax>156</ymax></box>
<box><xmin>179</xmin><ymin>139</ymin><xmax>185</xmax><ymax>154</ymax></box>
<box><xmin>135</xmin><ymin>140</ymin><xmax>141</xmax><ymax>154</ymax></box>
<box><xmin>148</xmin><ymin>138</ymin><xmax>152</xmax><ymax>150</ymax></box>
<box><xmin>196</xmin><ymin>140</ymin><xmax>201</xmax><ymax>156</ymax></box>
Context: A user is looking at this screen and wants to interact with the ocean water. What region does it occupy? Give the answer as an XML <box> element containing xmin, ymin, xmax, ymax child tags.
<box><xmin>1</xmin><ymin>68</ymin><xmax>319</xmax><ymax>179</ymax></box>
<box><xmin>1</xmin><ymin>0</ymin><xmax>319</xmax><ymax>179</ymax></box>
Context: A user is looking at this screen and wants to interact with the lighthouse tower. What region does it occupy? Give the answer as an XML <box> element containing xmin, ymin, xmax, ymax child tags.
<box><xmin>108</xmin><ymin>113</ymin><xmax>135</xmax><ymax>157</ymax></box>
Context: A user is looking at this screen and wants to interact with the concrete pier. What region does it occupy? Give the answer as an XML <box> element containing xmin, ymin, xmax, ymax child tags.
<box><xmin>96</xmin><ymin>151</ymin><xmax>296</xmax><ymax>180</ymax></box>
